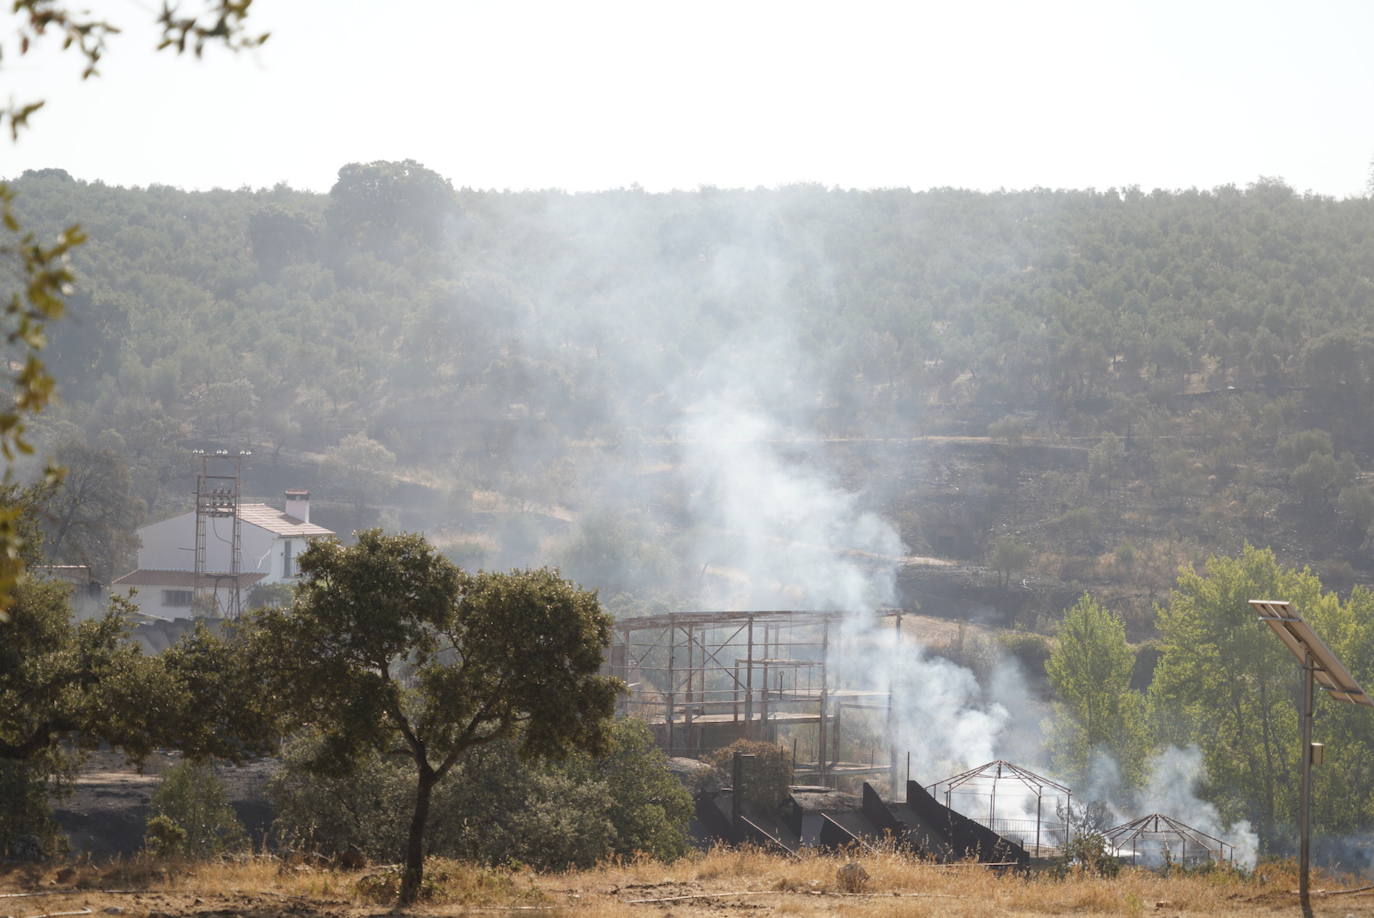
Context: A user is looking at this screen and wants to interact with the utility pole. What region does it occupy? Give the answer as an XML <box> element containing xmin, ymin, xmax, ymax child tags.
<box><xmin>1299</xmin><ymin>648</ymin><xmax>1314</xmax><ymax>907</ymax></box>
<box><xmin>192</xmin><ymin>448</ymin><xmax>251</xmax><ymax>617</ymax></box>
<box><xmin>1250</xmin><ymin>600</ymin><xmax>1369</xmax><ymax>916</ymax></box>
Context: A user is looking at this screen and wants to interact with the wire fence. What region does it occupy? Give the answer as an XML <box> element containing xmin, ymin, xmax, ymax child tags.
<box><xmin>984</xmin><ymin>816</ymin><xmax>1070</xmax><ymax>857</ymax></box>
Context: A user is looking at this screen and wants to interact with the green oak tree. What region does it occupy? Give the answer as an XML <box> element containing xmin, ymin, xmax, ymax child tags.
<box><xmin>0</xmin><ymin>580</ymin><xmax>164</xmax><ymax>853</ymax></box>
<box><xmin>36</xmin><ymin>439</ymin><xmax>145</xmax><ymax>580</ymax></box>
<box><xmin>0</xmin><ymin>581</ymin><xmax>277</xmax><ymax>854</ymax></box>
<box><xmin>251</xmin><ymin>530</ymin><xmax>621</xmax><ymax>904</ymax></box>
<box><xmin>988</xmin><ymin>535</ymin><xmax>1032</xmax><ymax>589</ymax></box>
<box><xmin>320</xmin><ymin>432</ymin><xmax>397</xmax><ymax>521</ymax></box>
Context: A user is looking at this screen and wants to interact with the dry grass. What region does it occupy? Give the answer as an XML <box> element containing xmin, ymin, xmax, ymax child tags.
<box><xmin>1</xmin><ymin>848</ymin><xmax>1371</xmax><ymax>916</ymax></box>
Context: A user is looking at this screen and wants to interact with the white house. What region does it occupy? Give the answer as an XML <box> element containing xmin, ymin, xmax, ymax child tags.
<box><xmin>113</xmin><ymin>489</ymin><xmax>333</xmax><ymax>618</ymax></box>
<box><xmin>110</xmin><ymin>569</ymin><xmax>268</xmax><ymax>619</ymax></box>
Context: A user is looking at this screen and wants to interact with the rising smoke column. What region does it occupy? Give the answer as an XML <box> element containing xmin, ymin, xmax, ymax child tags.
<box><xmin>488</xmin><ymin>187</ymin><xmax>1030</xmax><ymax>784</ymax></box>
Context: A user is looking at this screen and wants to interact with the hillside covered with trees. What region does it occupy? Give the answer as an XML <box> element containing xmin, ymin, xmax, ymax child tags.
<box><xmin>11</xmin><ymin>164</ymin><xmax>1374</xmax><ymax>627</ymax></box>
<box><xmin>11</xmin><ymin>161</ymin><xmax>1374</xmax><ymax>871</ymax></box>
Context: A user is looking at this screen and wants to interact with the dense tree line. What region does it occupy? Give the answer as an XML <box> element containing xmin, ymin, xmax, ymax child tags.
<box><xmin>1047</xmin><ymin>546</ymin><xmax>1374</xmax><ymax>856</ymax></box>
<box><xmin>8</xmin><ymin>167</ymin><xmax>1374</xmax><ymax>603</ymax></box>
<box><xmin>19</xmin><ymin>169</ymin><xmax>1374</xmax><ymax>457</ymax></box>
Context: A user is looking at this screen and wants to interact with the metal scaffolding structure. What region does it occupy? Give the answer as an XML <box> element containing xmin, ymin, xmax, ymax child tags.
<box><xmin>610</xmin><ymin>609</ymin><xmax>903</xmax><ymax>787</ymax></box>
<box><xmin>1104</xmin><ymin>813</ymin><xmax>1235</xmax><ymax>867</ymax></box>
<box><xmin>926</xmin><ymin>760</ymin><xmax>1072</xmax><ymax>857</ymax></box>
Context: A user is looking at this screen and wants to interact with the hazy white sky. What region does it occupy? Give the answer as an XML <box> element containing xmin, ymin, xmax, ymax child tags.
<box><xmin>4</xmin><ymin>0</ymin><xmax>1373</xmax><ymax>196</ymax></box>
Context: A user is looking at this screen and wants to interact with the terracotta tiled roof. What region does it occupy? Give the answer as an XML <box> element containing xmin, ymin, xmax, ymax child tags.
<box><xmin>236</xmin><ymin>503</ymin><xmax>333</xmax><ymax>537</ymax></box>
<box><xmin>112</xmin><ymin>569</ymin><xmax>267</xmax><ymax>588</ymax></box>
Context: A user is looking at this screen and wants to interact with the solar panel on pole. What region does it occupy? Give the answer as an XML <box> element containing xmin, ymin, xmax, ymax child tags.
<box><xmin>1249</xmin><ymin>599</ymin><xmax>1372</xmax><ymax>913</ymax></box>
<box><xmin>1251</xmin><ymin>600</ymin><xmax>1372</xmax><ymax>706</ymax></box>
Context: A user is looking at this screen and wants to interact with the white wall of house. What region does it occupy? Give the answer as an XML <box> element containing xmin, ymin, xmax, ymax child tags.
<box><xmin>136</xmin><ymin>514</ymin><xmax>197</xmax><ymax>571</ymax></box>
<box><xmin>136</xmin><ymin>513</ymin><xmax>290</xmax><ymax>582</ymax></box>
<box><xmin>112</xmin><ymin>583</ymin><xmax>195</xmax><ymax>619</ymax></box>
<box><xmin>236</xmin><ymin>528</ymin><xmax>279</xmax><ymax>582</ymax></box>
<box><xmin>269</xmin><ymin>536</ymin><xmax>309</xmax><ymax>583</ymax></box>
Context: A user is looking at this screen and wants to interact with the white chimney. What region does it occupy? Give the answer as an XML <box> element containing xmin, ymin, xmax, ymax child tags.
<box><xmin>284</xmin><ymin>489</ymin><xmax>310</xmax><ymax>523</ymax></box>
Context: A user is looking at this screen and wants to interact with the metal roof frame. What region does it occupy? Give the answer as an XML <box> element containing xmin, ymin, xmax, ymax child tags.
<box><xmin>929</xmin><ymin>759</ymin><xmax>1073</xmax><ymax>797</ymax></box>
<box><xmin>613</xmin><ymin>608</ymin><xmax>900</xmax><ymax>632</ymax></box>
<box><xmin>1104</xmin><ymin>813</ymin><xmax>1234</xmax><ymax>864</ymax></box>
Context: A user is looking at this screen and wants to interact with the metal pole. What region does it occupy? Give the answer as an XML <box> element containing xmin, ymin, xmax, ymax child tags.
<box><xmin>733</xmin><ymin>660</ymin><xmax>741</xmax><ymax>723</ymax></box>
<box><xmin>744</xmin><ymin>616</ymin><xmax>754</xmax><ymax>738</ymax></box>
<box><xmin>831</xmin><ymin>701</ymin><xmax>842</xmax><ymax>769</ymax></box>
<box><xmin>732</xmin><ymin>751</ymin><xmax>744</xmax><ymax>828</ymax></box>
<box><xmin>818</xmin><ymin>620</ymin><xmax>829</xmax><ymax>783</ymax></box>
<box><xmin>685</xmin><ymin>624</ymin><xmax>694</xmax><ymax>752</ymax></box>
<box><xmin>761</xmin><ymin>658</ymin><xmax>770</xmax><ymax>740</ymax></box>
<box><xmin>666</xmin><ymin>619</ymin><xmax>676</xmax><ymax>755</ymax></box>
<box><xmin>1300</xmin><ymin>648</ymin><xmax>1314</xmax><ymax>911</ymax></box>
<box><xmin>886</xmin><ymin>660</ymin><xmax>897</xmax><ymax>799</ymax></box>
<box><xmin>890</xmin><ymin>613</ymin><xmax>901</xmax><ymax>797</ymax></box>
<box><xmin>685</xmin><ymin>623</ymin><xmax>693</xmax><ymax>712</ymax></box>
<box><xmin>732</xmin><ymin>751</ymin><xmax>756</xmax><ymax>833</ymax></box>
<box><xmin>1036</xmin><ymin>792</ymin><xmax>1042</xmax><ymax>857</ymax></box>
<box><xmin>619</xmin><ymin>627</ymin><xmax>631</xmax><ymax>716</ymax></box>
<box><xmin>772</xmin><ymin>670</ymin><xmax>782</xmax><ymax>743</ymax></box>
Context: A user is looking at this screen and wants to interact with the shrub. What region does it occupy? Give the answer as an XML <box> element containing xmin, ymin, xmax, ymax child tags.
<box><xmin>269</xmin><ymin>718</ymin><xmax>691</xmax><ymax>869</ymax></box>
<box><xmin>144</xmin><ymin>761</ymin><xmax>248</xmax><ymax>859</ymax></box>
<box><xmin>1274</xmin><ymin>429</ymin><xmax>1332</xmax><ymax>470</ymax></box>
<box><xmin>988</xmin><ymin>416</ymin><xmax>1029</xmax><ymax>447</ymax></box>
<box><xmin>1054</xmin><ymin>800</ymin><xmax>1119</xmax><ymax>878</ymax></box>
<box><xmin>268</xmin><ymin>735</ymin><xmax>413</xmax><ymax>862</ymax></box>
<box><xmin>143</xmin><ymin>814</ymin><xmax>189</xmax><ymax>858</ymax></box>
<box><xmin>998</xmin><ymin>631</ymin><xmax>1052</xmax><ymax>676</ymax></box>
<box><xmin>0</xmin><ymin>757</ymin><xmax>67</xmax><ymax>860</ymax></box>
<box><xmin>1337</xmin><ymin>485</ymin><xmax>1374</xmax><ymax>531</ymax></box>
<box><xmin>354</xmin><ymin>859</ymin><xmax>457</xmax><ymax>905</ymax></box>
<box><xmin>704</xmin><ymin>739</ymin><xmax>793</xmax><ymax>812</ymax></box>
<box><xmin>1060</xmin><ymin>830</ymin><xmax>1120</xmax><ymax>878</ymax></box>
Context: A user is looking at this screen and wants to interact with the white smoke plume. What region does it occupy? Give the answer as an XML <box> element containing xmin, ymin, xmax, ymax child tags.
<box><xmin>1135</xmin><ymin>746</ymin><xmax>1259</xmax><ymax>869</ymax></box>
<box><xmin>1080</xmin><ymin>745</ymin><xmax>1259</xmax><ymax>869</ymax></box>
<box><xmin>469</xmin><ymin>189</ymin><xmax>1133</xmax><ymax>855</ymax></box>
<box><xmin>677</xmin><ymin>395</ymin><xmax>902</xmax><ymax>612</ymax></box>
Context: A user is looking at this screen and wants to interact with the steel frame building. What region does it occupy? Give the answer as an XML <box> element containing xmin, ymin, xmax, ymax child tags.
<box><xmin>609</xmin><ymin>609</ymin><xmax>906</xmax><ymax>787</ymax></box>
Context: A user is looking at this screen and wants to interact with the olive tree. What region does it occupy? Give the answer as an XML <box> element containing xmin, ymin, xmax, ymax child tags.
<box><xmin>252</xmin><ymin>530</ymin><xmax>621</xmax><ymax>904</ymax></box>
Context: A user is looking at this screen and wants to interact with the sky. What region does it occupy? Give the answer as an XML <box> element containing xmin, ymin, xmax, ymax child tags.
<box><xmin>4</xmin><ymin>0</ymin><xmax>1374</xmax><ymax>196</ymax></box>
